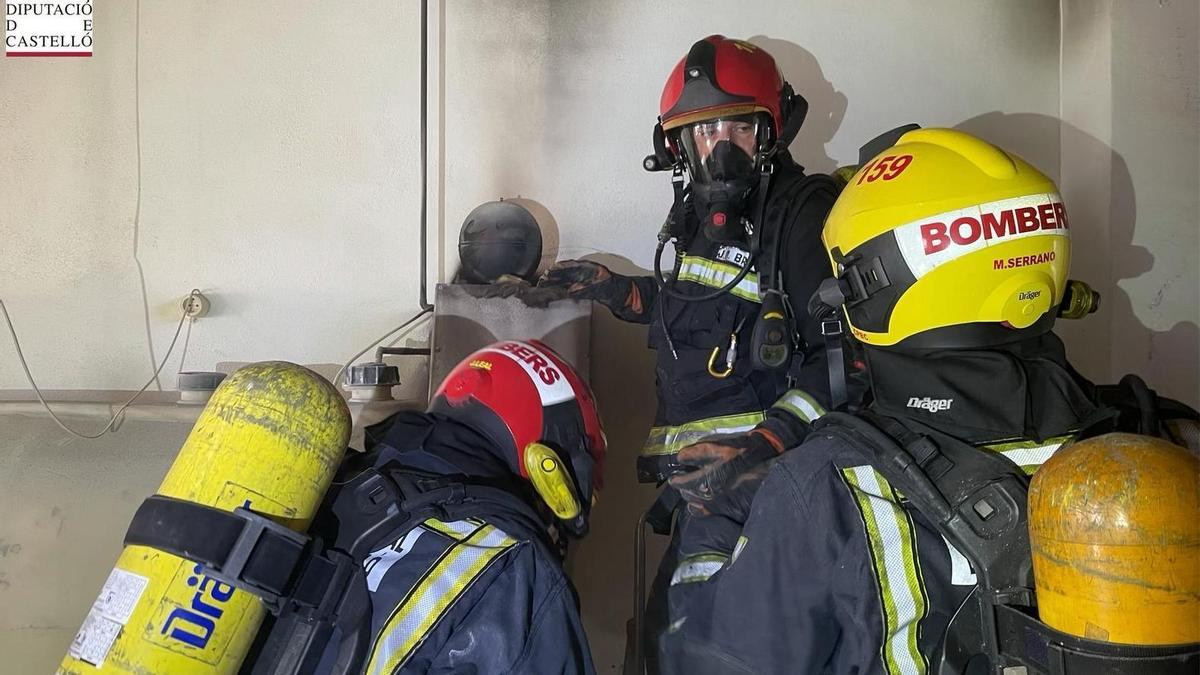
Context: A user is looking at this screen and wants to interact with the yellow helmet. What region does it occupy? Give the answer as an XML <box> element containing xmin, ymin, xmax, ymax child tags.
<box><xmin>822</xmin><ymin>128</ymin><xmax>1071</xmax><ymax>348</ymax></box>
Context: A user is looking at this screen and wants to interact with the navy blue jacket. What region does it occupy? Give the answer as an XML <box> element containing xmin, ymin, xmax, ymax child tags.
<box><xmin>317</xmin><ymin>412</ymin><xmax>595</xmax><ymax>675</ymax></box>
<box><xmin>355</xmin><ymin>513</ymin><xmax>592</xmax><ymax>674</ymax></box>
<box><xmin>675</xmin><ymin>430</ymin><xmax>973</xmax><ymax>674</ymax></box>
<box><xmin>673</xmin><ymin>338</ymin><xmax>1095</xmax><ymax>674</ymax></box>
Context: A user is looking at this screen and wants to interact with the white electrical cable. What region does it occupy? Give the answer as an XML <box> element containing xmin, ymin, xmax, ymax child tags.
<box><xmin>331</xmin><ymin>308</ymin><xmax>433</xmax><ymax>390</ymax></box>
<box><xmin>130</xmin><ymin>0</ymin><xmax>162</xmax><ymax>392</ymax></box>
<box><xmin>0</xmin><ymin>290</ymin><xmax>198</xmax><ymax>440</ymax></box>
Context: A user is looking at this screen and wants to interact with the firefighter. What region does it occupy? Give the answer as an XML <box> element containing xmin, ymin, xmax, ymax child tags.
<box><xmin>310</xmin><ymin>340</ymin><xmax>607</xmax><ymax>674</ymax></box>
<box><xmin>536</xmin><ymin>36</ymin><xmax>846</xmax><ymax>670</ymax></box>
<box><xmin>672</xmin><ymin>128</ymin><xmax>1198</xmax><ymax>673</ymax></box>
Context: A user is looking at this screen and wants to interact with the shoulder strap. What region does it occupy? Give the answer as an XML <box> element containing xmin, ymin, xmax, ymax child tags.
<box><xmin>815</xmin><ymin>411</ymin><xmax>1034</xmax><ymax>672</ymax></box>
<box><xmin>815</xmin><ymin>411</ymin><xmax>1034</xmax><ymax>595</ymax></box>
<box><xmin>755</xmin><ymin>172</ymin><xmax>840</xmax><ymax>295</ymax></box>
<box><xmin>322</xmin><ymin>463</ymin><xmax>546</xmax><ymax>558</ymax></box>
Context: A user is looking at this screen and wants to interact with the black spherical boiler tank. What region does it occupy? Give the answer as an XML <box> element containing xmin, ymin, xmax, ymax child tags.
<box><xmin>457</xmin><ymin>200</ymin><xmax>543</xmax><ymax>284</ymax></box>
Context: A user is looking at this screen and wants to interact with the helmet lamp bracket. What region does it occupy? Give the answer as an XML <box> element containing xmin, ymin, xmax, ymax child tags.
<box><xmin>831</xmin><ymin>248</ymin><xmax>891</xmax><ymax>308</ymax></box>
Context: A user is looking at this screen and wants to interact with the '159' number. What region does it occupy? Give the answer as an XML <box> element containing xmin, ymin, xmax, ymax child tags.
<box><xmin>857</xmin><ymin>154</ymin><xmax>913</xmax><ymax>184</ymax></box>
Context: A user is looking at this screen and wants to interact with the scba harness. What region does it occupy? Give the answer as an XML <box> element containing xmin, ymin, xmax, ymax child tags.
<box><xmin>123</xmin><ymin>455</ymin><xmax>548</xmax><ymax>675</ymax></box>
<box><xmin>813</xmin><ymin>375</ymin><xmax>1199</xmax><ymax>675</ymax></box>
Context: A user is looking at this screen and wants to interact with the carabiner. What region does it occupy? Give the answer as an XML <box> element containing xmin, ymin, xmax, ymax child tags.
<box><xmin>707</xmin><ymin>333</ymin><xmax>737</xmax><ymax>379</ymax></box>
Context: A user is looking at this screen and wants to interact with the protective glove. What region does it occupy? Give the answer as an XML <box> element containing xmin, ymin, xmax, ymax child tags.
<box><xmin>538</xmin><ymin>259</ymin><xmax>655</xmax><ymax>323</ymax></box>
<box><xmin>460</xmin><ymin>274</ymin><xmax>569</xmax><ymax>308</ymax></box>
<box><xmin>667</xmin><ymin>429</ymin><xmax>784</xmax><ymax>522</ymax></box>
<box><xmin>537</xmin><ymin>260</ymin><xmax>616</xmax><ymax>298</ymax></box>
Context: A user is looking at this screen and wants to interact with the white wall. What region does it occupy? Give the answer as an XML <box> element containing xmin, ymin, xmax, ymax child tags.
<box><xmin>1055</xmin><ymin>0</ymin><xmax>1200</xmax><ymax>407</ymax></box>
<box><xmin>1</xmin><ymin>1</ymin><xmax>426</xmax><ymax>392</ymax></box>
<box><xmin>1</xmin><ymin>0</ymin><xmax>1196</xmax><ymax>671</ymax></box>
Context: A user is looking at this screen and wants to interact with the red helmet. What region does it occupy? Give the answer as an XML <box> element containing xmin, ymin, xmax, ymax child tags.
<box><xmin>660</xmin><ymin>36</ymin><xmax>791</xmax><ymax>137</ymax></box>
<box><xmin>429</xmin><ymin>340</ymin><xmax>606</xmax><ymax>536</ymax></box>
<box><xmin>651</xmin><ymin>36</ymin><xmax>807</xmax><ymax>177</ymax></box>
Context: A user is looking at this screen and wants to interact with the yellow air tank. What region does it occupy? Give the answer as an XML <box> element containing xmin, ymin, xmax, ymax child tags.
<box><xmin>1028</xmin><ymin>432</ymin><xmax>1200</xmax><ymax>645</ymax></box>
<box><xmin>59</xmin><ymin>362</ymin><xmax>350</xmax><ymax>674</ymax></box>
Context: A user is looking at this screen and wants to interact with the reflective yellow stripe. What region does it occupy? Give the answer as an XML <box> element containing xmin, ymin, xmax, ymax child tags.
<box><xmin>421</xmin><ymin>518</ymin><xmax>482</xmax><ymax>541</ymax></box>
<box><xmin>365</xmin><ymin>523</ymin><xmax>519</xmax><ymax>674</ymax></box>
<box><xmin>983</xmin><ymin>435</ymin><xmax>1073</xmax><ymax>475</ymax></box>
<box><xmin>841</xmin><ymin>466</ymin><xmax>929</xmax><ymax>675</ymax></box>
<box><xmin>834</xmin><ymin>434</ymin><xmax>1073</xmax><ymax>672</ymax></box>
<box><xmin>676</xmin><ymin>255</ymin><xmax>761</xmax><ymax>303</ymax></box>
<box><xmin>731</xmin><ymin>535</ymin><xmax>749</xmax><ymax>564</ymax></box>
<box><xmin>772</xmin><ymin>389</ymin><xmax>827</xmax><ymax>424</ymax></box>
<box><xmin>642</xmin><ymin>411</ymin><xmax>765</xmax><ymax>456</ymax></box>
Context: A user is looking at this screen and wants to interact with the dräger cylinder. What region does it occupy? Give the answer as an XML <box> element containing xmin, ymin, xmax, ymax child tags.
<box><xmin>59</xmin><ymin>362</ymin><xmax>350</xmax><ymax>674</ymax></box>
<box><xmin>1029</xmin><ymin>432</ymin><xmax>1200</xmax><ymax>645</ymax></box>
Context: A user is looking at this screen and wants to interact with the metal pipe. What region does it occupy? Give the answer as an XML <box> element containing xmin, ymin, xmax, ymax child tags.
<box><xmin>632</xmin><ymin>510</ymin><xmax>649</xmax><ymax>674</ymax></box>
<box><xmin>418</xmin><ymin>0</ymin><xmax>432</xmax><ymax>311</ymax></box>
<box><xmin>373</xmin><ymin>345</ymin><xmax>432</xmax><ymax>362</ymax></box>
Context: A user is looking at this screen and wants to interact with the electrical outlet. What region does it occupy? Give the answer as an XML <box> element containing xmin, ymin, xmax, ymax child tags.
<box><xmin>181</xmin><ymin>291</ymin><xmax>210</xmax><ymax>319</ymax></box>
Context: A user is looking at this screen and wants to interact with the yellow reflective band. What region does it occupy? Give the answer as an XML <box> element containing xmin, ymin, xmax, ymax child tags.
<box><xmin>841</xmin><ymin>467</ymin><xmax>929</xmax><ymax>675</ymax></box>
<box><xmin>730</xmin><ymin>535</ymin><xmax>749</xmax><ymax>565</ymax></box>
<box><xmin>642</xmin><ymin>411</ymin><xmax>765</xmax><ymax>456</ymax></box>
<box><xmin>676</xmin><ymin>255</ymin><xmax>761</xmax><ymax>303</ymax></box>
<box><xmin>772</xmin><ymin>389</ymin><xmax>827</xmax><ymax>424</ymax></box>
<box><xmin>983</xmin><ymin>435</ymin><xmax>1074</xmax><ymax>475</ymax></box>
<box><xmin>421</xmin><ymin>518</ymin><xmax>483</xmax><ymax>541</ymax></box>
<box><xmin>365</xmin><ymin>524</ymin><xmax>519</xmax><ymax>674</ymax></box>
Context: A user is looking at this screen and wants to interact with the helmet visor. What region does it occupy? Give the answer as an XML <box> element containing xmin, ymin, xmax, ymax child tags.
<box><xmin>676</xmin><ymin>114</ymin><xmax>770</xmax><ymax>184</ymax></box>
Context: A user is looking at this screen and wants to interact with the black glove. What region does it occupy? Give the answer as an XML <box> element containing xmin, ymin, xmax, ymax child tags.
<box><xmin>538</xmin><ymin>260</ymin><xmax>655</xmax><ymax>323</ymax></box>
<box><xmin>461</xmin><ymin>274</ymin><xmax>569</xmax><ymax>308</ymax></box>
<box><xmin>538</xmin><ymin>260</ymin><xmax>616</xmax><ymax>297</ymax></box>
<box><xmin>667</xmin><ymin>430</ymin><xmax>781</xmax><ymax>522</ymax></box>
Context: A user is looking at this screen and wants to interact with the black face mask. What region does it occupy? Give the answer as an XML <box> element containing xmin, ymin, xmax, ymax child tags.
<box><xmin>691</xmin><ymin>140</ymin><xmax>758</xmax><ymax>245</ymax></box>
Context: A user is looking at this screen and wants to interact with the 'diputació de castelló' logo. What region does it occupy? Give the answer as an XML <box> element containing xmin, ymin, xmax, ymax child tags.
<box><xmin>5</xmin><ymin>0</ymin><xmax>92</xmax><ymax>57</ymax></box>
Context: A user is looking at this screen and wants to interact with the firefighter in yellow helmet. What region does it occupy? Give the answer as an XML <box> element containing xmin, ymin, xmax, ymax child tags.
<box><xmin>670</xmin><ymin>128</ymin><xmax>1200</xmax><ymax>673</ymax></box>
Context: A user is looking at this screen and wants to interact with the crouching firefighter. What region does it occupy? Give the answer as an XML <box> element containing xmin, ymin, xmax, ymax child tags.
<box><xmin>673</xmin><ymin>128</ymin><xmax>1200</xmax><ymax>674</ymax></box>
<box><xmin>534</xmin><ymin>36</ymin><xmax>861</xmax><ymax>673</ymax></box>
<box><xmin>120</xmin><ymin>340</ymin><xmax>607</xmax><ymax>674</ymax></box>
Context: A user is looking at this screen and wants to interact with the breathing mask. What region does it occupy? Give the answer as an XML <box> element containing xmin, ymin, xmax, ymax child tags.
<box><xmin>675</xmin><ymin>114</ymin><xmax>771</xmax><ymax>245</ymax></box>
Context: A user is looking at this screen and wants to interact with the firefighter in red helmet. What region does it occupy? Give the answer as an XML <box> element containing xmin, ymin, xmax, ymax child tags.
<box><xmin>132</xmin><ymin>341</ymin><xmax>608</xmax><ymax>674</ymax></box>
<box><xmin>298</xmin><ymin>340</ymin><xmax>606</xmax><ymax>673</ymax></box>
<box><xmin>537</xmin><ymin>35</ymin><xmax>854</xmax><ymax>672</ymax></box>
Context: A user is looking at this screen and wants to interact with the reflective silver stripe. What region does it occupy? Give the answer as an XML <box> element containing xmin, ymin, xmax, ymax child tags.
<box><xmin>422</xmin><ymin>518</ymin><xmax>480</xmax><ymax>540</ymax></box>
<box><xmin>366</xmin><ymin>525</ymin><xmax>518</xmax><ymax>674</ymax></box>
<box><xmin>772</xmin><ymin>389</ymin><xmax>827</xmax><ymax>424</ymax></box>
<box><xmin>730</xmin><ymin>535</ymin><xmax>749</xmax><ymax>565</ymax></box>
<box><xmin>942</xmin><ymin>535</ymin><xmax>976</xmax><ymax>586</ymax></box>
<box><xmin>677</xmin><ymin>255</ymin><xmax>761</xmax><ymax>302</ymax></box>
<box><xmin>670</xmin><ymin>553</ymin><xmax>729</xmax><ymax>586</ymax></box>
<box><xmin>845</xmin><ymin>465</ymin><xmax>928</xmax><ymax>675</ymax></box>
<box><xmin>983</xmin><ymin>435</ymin><xmax>1073</xmax><ymax>474</ymax></box>
<box><xmin>642</xmin><ymin>411</ymin><xmax>765</xmax><ymax>456</ymax></box>
<box><xmin>997</xmin><ymin>444</ymin><xmax>1059</xmax><ymax>468</ymax></box>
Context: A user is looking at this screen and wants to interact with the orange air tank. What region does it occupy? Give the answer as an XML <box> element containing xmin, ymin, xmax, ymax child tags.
<box><xmin>1028</xmin><ymin>432</ymin><xmax>1199</xmax><ymax>645</ymax></box>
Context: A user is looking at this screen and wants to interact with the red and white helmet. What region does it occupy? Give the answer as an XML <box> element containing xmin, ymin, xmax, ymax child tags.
<box><xmin>428</xmin><ymin>340</ymin><xmax>606</xmax><ymax>536</ymax></box>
